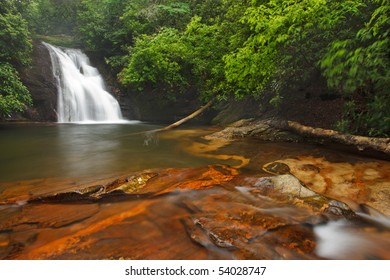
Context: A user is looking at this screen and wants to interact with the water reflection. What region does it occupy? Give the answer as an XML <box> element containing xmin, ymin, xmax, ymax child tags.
<box><xmin>0</xmin><ymin>124</ymin><xmax>220</xmax><ymax>182</ymax></box>
<box><xmin>56</xmin><ymin>124</ymin><xmax>122</xmax><ymax>177</ymax></box>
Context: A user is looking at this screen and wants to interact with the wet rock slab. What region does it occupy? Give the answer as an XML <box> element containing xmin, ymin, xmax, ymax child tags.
<box><xmin>205</xmin><ymin>119</ymin><xmax>299</xmax><ymax>142</ymax></box>
<box><xmin>263</xmin><ymin>156</ymin><xmax>390</xmax><ymax>216</ymax></box>
<box><xmin>0</xmin><ymin>165</ymin><xmax>388</xmax><ymax>260</ymax></box>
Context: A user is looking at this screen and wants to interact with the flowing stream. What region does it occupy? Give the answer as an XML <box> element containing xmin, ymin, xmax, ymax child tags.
<box><xmin>44</xmin><ymin>42</ymin><xmax>126</xmax><ymax>123</ymax></box>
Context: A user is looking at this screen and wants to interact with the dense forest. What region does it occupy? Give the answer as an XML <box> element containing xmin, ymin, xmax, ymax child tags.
<box><xmin>0</xmin><ymin>0</ymin><xmax>389</xmax><ymax>136</ymax></box>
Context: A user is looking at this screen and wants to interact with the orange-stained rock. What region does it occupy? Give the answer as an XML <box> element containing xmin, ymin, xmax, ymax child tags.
<box><xmin>0</xmin><ymin>165</ymin><xmax>388</xmax><ymax>260</ymax></box>
<box><xmin>263</xmin><ymin>156</ymin><xmax>390</xmax><ymax>215</ymax></box>
<box><xmin>0</xmin><ymin>203</ymin><xmax>100</xmax><ymax>230</ymax></box>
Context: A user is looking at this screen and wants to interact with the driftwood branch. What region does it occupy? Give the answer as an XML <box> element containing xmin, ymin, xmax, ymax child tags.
<box><xmin>284</xmin><ymin>120</ymin><xmax>390</xmax><ymax>155</ymax></box>
<box><xmin>158</xmin><ymin>99</ymin><xmax>214</xmax><ymax>131</ymax></box>
<box><xmin>125</xmin><ymin>100</ymin><xmax>214</xmax><ymax>137</ymax></box>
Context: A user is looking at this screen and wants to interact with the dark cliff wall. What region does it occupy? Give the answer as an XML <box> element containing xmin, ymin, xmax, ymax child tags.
<box><xmin>129</xmin><ymin>90</ymin><xmax>216</xmax><ymax>124</ymax></box>
<box><xmin>18</xmin><ymin>40</ymin><xmax>57</xmax><ymax>122</ymax></box>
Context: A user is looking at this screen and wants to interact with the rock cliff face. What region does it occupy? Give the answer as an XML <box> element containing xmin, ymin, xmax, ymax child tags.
<box><xmin>19</xmin><ymin>40</ymin><xmax>57</xmax><ymax>122</ymax></box>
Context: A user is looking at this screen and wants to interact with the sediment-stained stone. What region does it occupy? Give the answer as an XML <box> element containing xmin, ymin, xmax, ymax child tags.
<box><xmin>0</xmin><ymin>165</ymin><xmax>388</xmax><ymax>260</ymax></box>
<box><xmin>263</xmin><ymin>157</ymin><xmax>390</xmax><ymax>215</ymax></box>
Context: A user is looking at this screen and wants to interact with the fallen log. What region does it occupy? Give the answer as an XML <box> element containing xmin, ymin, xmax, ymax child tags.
<box><xmin>122</xmin><ymin>99</ymin><xmax>214</xmax><ymax>137</ymax></box>
<box><xmin>283</xmin><ymin>120</ymin><xmax>390</xmax><ymax>155</ymax></box>
<box><xmin>158</xmin><ymin>99</ymin><xmax>214</xmax><ymax>131</ymax></box>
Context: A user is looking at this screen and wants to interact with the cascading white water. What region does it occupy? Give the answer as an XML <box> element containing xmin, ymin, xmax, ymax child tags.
<box><xmin>44</xmin><ymin>42</ymin><xmax>126</xmax><ymax>123</ymax></box>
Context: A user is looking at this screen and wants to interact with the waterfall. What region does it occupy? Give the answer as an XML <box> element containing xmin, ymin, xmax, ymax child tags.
<box><xmin>44</xmin><ymin>42</ymin><xmax>126</xmax><ymax>123</ymax></box>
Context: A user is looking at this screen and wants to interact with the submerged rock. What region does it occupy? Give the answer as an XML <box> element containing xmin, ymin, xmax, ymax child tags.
<box><xmin>105</xmin><ymin>173</ymin><xmax>158</xmax><ymax>194</ymax></box>
<box><xmin>29</xmin><ymin>172</ymin><xmax>159</xmax><ymax>203</ymax></box>
<box><xmin>262</xmin><ymin>161</ymin><xmax>291</xmax><ymax>175</ymax></box>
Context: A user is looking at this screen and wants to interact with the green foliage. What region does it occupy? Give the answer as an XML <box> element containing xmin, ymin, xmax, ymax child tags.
<box><xmin>77</xmin><ymin>0</ymin><xmax>129</xmax><ymax>55</ymax></box>
<box><xmin>181</xmin><ymin>16</ymin><xmax>230</xmax><ymax>100</ymax></box>
<box><xmin>0</xmin><ymin>0</ymin><xmax>33</xmax><ymax>117</ymax></box>
<box><xmin>120</xmin><ymin>0</ymin><xmax>191</xmax><ymax>36</ymax></box>
<box><xmin>155</xmin><ymin>2</ymin><xmax>191</xmax><ymax>29</ymax></box>
<box><xmin>321</xmin><ymin>1</ymin><xmax>389</xmax><ymax>94</ymax></box>
<box><xmin>0</xmin><ymin>0</ymin><xmax>13</xmax><ymax>13</ymax></box>
<box><xmin>336</xmin><ymin>93</ymin><xmax>390</xmax><ymax>137</ymax></box>
<box><xmin>114</xmin><ymin>0</ymin><xmax>390</xmax><ymax>136</ymax></box>
<box><xmin>119</xmin><ymin>28</ymin><xmax>188</xmax><ymax>97</ymax></box>
<box><xmin>3</xmin><ymin>0</ymin><xmax>386</xmax><ymax>136</ymax></box>
<box><xmin>0</xmin><ymin>10</ymin><xmax>32</xmax><ymax>65</ymax></box>
<box><xmin>119</xmin><ymin>15</ymin><xmax>232</xmax><ymax>101</ymax></box>
<box><xmin>28</xmin><ymin>0</ymin><xmax>81</xmax><ymax>35</ymax></box>
<box><xmin>77</xmin><ymin>0</ymin><xmax>192</xmax><ymax>57</ymax></box>
<box><xmin>0</xmin><ymin>63</ymin><xmax>32</xmax><ymax>117</ymax></box>
<box><xmin>224</xmin><ymin>0</ymin><xmax>364</xmax><ymax>97</ymax></box>
<box><xmin>118</xmin><ymin>1</ymin><xmax>249</xmax><ymax>102</ymax></box>
<box><xmin>321</xmin><ymin>0</ymin><xmax>390</xmax><ymax>136</ymax></box>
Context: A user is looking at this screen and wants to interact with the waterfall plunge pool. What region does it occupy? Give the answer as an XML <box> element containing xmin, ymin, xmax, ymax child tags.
<box><xmin>4</xmin><ymin>121</ymin><xmax>387</xmax><ymax>184</ymax></box>
<box><xmin>0</xmin><ymin>122</ymin><xmax>225</xmax><ymax>183</ymax></box>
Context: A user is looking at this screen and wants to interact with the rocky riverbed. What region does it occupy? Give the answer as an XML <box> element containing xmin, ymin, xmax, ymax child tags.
<box><xmin>0</xmin><ymin>124</ymin><xmax>389</xmax><ymax>260</ymax></box>
<box><xmin>0</xmin><ymin>162</ymin><xmax>389</xmax><ymax>260</ymax></box>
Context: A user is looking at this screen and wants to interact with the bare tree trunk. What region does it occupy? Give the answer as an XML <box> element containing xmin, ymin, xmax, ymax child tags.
<box><xmin>284</xmin><ymin>121</ymin><xmax>390</xmax><ymax>155</ymax></box>
<box><xmin>158</xmin><ymin>99</ymin><xmax>214</xmax><ymax>131</ymax></box>
<box><xmin>126</xmin><ymin>100</ymin><xmax>214</xmax><ymax>137</ymax></box>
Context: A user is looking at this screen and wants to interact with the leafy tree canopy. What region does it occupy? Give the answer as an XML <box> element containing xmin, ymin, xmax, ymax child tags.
<box><xmin>0</xmin><ymin>0</ymin><xmax>33</xmax><ymax>117</ymax></box>
<box><xmin>0</xmin><ymin>63</ymin><xmax>32</xmax><ymax>117</ymax></box>
<box><xmin>0</xmin><ymin>1</ymin><xmax>32</xmax><ymax>65</ymax></box>
<box><xmin>76</xmin><ymin>0</ymin><xmax>389</xmax><ymax>136</ymax></box>
<box><xmin>1</xmin><ymin>0</ymin><xmax>388</xmax><ymax>135</ymax></box>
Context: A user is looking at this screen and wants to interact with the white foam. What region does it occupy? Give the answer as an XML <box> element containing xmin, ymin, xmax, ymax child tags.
<box><xmin>314</xmin><ymin>220</ymin><xmax>373</xmax><ymax>259</ymax></box>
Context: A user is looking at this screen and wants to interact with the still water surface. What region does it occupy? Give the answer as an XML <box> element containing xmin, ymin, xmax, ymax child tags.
<box><xmin>0</xmin><ymin>123</ymin><xmax>220</xmax><ymax>182</ymax></box>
